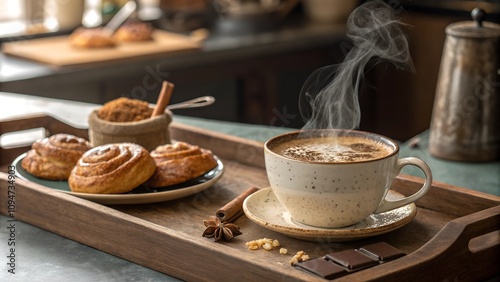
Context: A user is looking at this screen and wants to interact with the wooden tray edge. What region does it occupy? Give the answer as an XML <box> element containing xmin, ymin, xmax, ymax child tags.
<box><xmin>2</xmin><ymin>172</ymin><xmax>498</xmax><ymax>281</ymax></box>
<box><xmin>394</xmin><ymin>174</ymin><xmax>500</xmax><ymax>217</ymax></box>
<box><xmin>0</xmin><ymin>174</ymin><xmax>318</xmax><ymax>282</ymax></box>
<box><xmin>170</xmin><ymin>121</ymin><xmax>266</xmax><ymax>169</ymax></box>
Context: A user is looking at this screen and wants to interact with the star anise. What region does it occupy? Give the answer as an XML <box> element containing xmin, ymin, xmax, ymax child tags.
<box><xmin>202</xmin><ymin>216</ymin><xmax>242</xmax><ymax>242</ymax></box>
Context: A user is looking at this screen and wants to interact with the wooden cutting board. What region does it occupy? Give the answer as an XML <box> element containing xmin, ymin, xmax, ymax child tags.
<box><xmin>2</xmin><ymin>30</ymin><xmax>201</xmax><ymax>67</ymax></box>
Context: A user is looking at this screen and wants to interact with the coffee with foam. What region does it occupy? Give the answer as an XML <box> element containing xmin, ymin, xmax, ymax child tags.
<box><xmin>264</xmin><ymin>130</ymin><xmax>432</xmax><ymax>228</ymax></box>
<box><xmin>271</xmin><ymin>135</ymin><xmax>393</xmax><ymax>163</ymax></box>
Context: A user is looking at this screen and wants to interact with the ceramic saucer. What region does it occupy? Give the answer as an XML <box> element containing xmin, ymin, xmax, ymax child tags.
<box><xmin>242</xmin><ymin>187</ymin><xmax>416</xmax><ymax>242</ymax></box>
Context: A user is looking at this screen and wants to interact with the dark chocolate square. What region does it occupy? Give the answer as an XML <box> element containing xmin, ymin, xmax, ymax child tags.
<box><xmin>295</xmin><ymin>257</ymin><xmax>348</xmax><ymax>279</ymax></box>
<box><xmin>358</xmin><ymin>242</ymin><xmax>405</xmax><ymax>262</ymax></box>
<box><xmin>325</xmin><ymin>249</ymin><xmax>378</xmax><ymax>270</ymax></box>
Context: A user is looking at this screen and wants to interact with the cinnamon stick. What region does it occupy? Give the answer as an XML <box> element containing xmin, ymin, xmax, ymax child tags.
<box><xmin>151</xmin><ymin>81</ymin><xmax>175</xmax><ymax>117</ymax></box>
<box><xmin>216</xmin><ymin>187</ymin><xmax>259</xmax><ymax>223</ymax></box>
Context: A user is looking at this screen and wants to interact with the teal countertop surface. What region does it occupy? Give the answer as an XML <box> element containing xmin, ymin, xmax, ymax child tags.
<box><xmin>399</xmin><ymin>131</ymin><xmax>499</xmax><ymax>196</ymax></box>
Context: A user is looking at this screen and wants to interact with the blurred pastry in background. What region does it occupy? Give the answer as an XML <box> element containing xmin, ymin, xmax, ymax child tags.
<box><xmin>113</xmin><ymin>20</ymin><xmax>154</xmax><ymax>42</ymax></box>
<box><xmin>69</xmin><ymin>27</ymin><xmax>116</xmax><ymax>48</ymax></box>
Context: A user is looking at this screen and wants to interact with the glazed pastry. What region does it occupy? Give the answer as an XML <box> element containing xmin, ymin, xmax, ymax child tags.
<box><xmin>21</xmin><ymin>134</ymin><xmax>92</xmax><ymax>180</ymax></box>
<box><xmin>68</xmin><ymin>143</ymin><xmax>156</xmax><ymax>194</ymax></box>
<box><xmin>113</xmin><ymin>20</ymin><xmax>153</xmax><ymax>42</ymax></box>
<box><xmin>69</xmin><ymin>27</ymin><xmax>116</xmax><ymax>48</ymax></box>
<box><xmin>146</xmin><ymin>142</ymin><xmax>218</xmax><ymax>188</ymax></box>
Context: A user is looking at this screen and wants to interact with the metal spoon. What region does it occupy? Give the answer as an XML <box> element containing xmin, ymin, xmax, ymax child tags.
<box><xmin>101</xmin><ymin>1</ymin><xmax>137</xmax><ymax>36</ymax></box>
<box><xmin>166</xmin><ymin>96</ymin><xmax>215</xmax><ymax>110</ymax></box>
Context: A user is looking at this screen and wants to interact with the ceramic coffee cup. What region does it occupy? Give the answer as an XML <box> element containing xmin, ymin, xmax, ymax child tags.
<box><xmin>264</xmin><ymin>129</ymin><xmax>432</xmax><ymax>228</ymax></box>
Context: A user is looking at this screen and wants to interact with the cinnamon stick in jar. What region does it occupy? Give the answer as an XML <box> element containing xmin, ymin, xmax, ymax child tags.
<box><xmin>151</xmin><ymin>81</ymin><xmax>175</xmax><ymax>118</ymax></box>
<box><xmin>216</xmin><ymin>187</ymin><xmax>259</xmax><ymax>223</ymax></box>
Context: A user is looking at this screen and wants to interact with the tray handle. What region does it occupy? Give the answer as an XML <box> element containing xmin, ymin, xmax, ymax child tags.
<box><xmin>344</xmin><ymin>205</ymin><xmax>500</xmax><ymax>281</ymax></box>
<box><xmin>409</xmin><ymin>204</ymin><xmax>500</xmax><ymax>281</ymax></box>
<box><xmin>0</xmin><ymin>114</ymin><xmax>88</xmax><ymax>169</ymax></box>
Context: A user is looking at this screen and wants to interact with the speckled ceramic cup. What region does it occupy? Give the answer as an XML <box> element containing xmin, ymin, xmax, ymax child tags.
<box><xmin>264</xmin><ymin>129</ymin><xmax>432</xmax><ymax>228</ymax></box>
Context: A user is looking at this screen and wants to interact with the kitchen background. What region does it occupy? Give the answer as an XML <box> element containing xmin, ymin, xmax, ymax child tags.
<box><xmin>0</xmin><ymin>0</ymin><xmax>499</xmax><ymax>141</ymax></box>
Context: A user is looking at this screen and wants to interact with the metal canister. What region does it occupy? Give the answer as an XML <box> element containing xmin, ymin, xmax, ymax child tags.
<box><xmin>429</xmin><ymin>8</ymin><xmax>500</xmax><ymax>162</ymax></box>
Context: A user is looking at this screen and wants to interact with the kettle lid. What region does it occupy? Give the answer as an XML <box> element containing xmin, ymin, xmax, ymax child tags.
<box><xmin>446</xmin><ymin>8</ymin><xmax>500</xmax><ymax>38</ymax></box>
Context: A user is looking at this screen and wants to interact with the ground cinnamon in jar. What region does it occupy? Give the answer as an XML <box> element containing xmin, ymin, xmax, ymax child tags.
<box><xmin>97</xmin><ymin>97</ymin><xmax>153</xmax><ymax>122</ymax></box>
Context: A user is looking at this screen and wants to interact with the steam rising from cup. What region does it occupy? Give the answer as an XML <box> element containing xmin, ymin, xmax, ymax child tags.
<box><xmin>299</xmin><ymin>0</ymin><xmax>415</xmax><ymax>131</ymax></box>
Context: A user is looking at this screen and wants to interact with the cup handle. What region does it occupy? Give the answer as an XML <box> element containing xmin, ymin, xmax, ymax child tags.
<box><xmin>374</xmin><ymin>157</ymin><xmax>432</xmax><ymax>214</ymax></box>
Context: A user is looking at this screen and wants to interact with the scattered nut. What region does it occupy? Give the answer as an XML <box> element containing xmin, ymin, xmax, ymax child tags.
<box><xmin>245</xmin><ymin>238</ymin><xmax>281</xmax><ymax>251</ymax></box>
<box><xmin>245</xmin><ymin>238</ymin><xmax>311</xmax><ymax>266</ymax></box>
<box><xmin>289</xmin><ymin>251</ymin><xmax>310</xmax><ymax>265</ymax></box>
<box><xmin>272</xmin><ymin>240</ymin><xmax>280</xmax><ymax>248</ymax></box>
<box><xmin>263</xmin><ymin>242</ymin><xmax>273</xmax><ymax>251</ymax></box>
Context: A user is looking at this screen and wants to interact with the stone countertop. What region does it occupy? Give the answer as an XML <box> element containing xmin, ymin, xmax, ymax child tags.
<box><xmin>0</xmin><ymin>216</ymin><xmax>179</xmax><ymax>282</ymax></box>
<box><xmin>399</xmin><ymin>131</ymin><xmax>500</xmax><ymax>196</ymax></box>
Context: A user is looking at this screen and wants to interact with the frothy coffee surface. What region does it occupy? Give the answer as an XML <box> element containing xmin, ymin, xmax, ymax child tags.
<box><xmin>272</xmin><ymin>136</ymin><xmax>392</xmax><ymax>163</ymax></box>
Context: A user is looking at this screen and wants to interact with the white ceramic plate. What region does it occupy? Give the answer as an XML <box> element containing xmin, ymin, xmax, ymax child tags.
<box><xmin>243</xmin><ymin>187</ymin><xmax>416</xmax><ymax>242</ymax></box>
<box><xmin>13</xmin><ymin>153</ymin><xmax>224</xmax><ymax>205</ymax></box>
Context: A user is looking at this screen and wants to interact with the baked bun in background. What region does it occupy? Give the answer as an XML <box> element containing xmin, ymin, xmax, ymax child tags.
<box><xmin>113</xmin><ymin>20</ymin><xmax>153</xmax><ymax>42</ymax></box>
<box><xmin>69</xmin><ymin>27</ymin><xmax>116</xmax><ymax>48</ymax></box>
<box><xmin>21</xmin><ymin>134</ymin><xmax>92</xmax><ymax>180</ymax></box>
<box><xmin>68</xmin><ymin>143</ymin><xmax>156</xmax><ymax>194</ymax></box>
<box><xmin>146</xmin><ymin>142</ymin><xmax>218</xmax><ymax>188</ymax></box>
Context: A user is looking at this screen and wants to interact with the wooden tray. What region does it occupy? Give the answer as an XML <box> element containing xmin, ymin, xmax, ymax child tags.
<box><xmin>2</xmin><ymin>30</ymin><xmax>200</xmax><ymax>67</ymax></box>
<box><xmin>1</xmin><ymin>115</ymin><xmax>499</xmax><ymax>281</ymax></box>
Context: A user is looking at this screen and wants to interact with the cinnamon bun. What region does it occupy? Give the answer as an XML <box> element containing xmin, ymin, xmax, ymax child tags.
<box><xmin>146</xmin><ymin>142</ymin><xmax>218</xmax><ymax>188</ymax></box>
<box><xmin>68</xmin><ymin>143</ymin><xmax>156</xmax><ymax>194</ymax></box>
<box><xmin>21</xmin><ymin>134</ymin><xmax>92</xmax><ymax>180</ymax></box>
